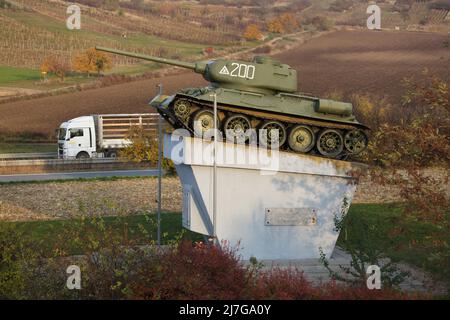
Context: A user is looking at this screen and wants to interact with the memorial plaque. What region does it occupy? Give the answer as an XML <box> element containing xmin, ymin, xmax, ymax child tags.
<box><xmin>265</xmin><ymin>208</ymin><xmax>317</xmax><ymax>226</ymax></box>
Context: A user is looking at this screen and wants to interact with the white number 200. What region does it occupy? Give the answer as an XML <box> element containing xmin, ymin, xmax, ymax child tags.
<box><xmin>229</xmin><ymin>63</ymin><xmax>255</xmax><ymax>80</ymax></box>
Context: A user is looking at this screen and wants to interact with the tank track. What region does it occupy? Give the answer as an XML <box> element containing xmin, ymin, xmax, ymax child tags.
<box><xmin>156</xmin><ymin>96</ymin><xmax>368</xmax><ymax>160</ymax></box>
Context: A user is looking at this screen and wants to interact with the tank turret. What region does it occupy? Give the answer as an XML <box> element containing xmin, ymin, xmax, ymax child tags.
<box><xmin>96</xmin><ymin>46</ymin><xmax>297</xmax><ymax>94</ymax></box>
<box><xmin>95</xmin><ymin>46</ymin><xmax>368</xmax><ymax>159</ymax></box>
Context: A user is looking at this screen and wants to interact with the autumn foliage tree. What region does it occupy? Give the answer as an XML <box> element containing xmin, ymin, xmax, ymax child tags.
<box><xmin>357</xmin><ymin>72</ymin><xmax>450</xmax><ymax>288</ymax></box>
<box><xmin>366</xmin><ymin>71</ymin><xmax>449</xmax><ymax>168</ymax></box>
<box><xmin>72</xmin><ymin>48</ymin><xmax>112</xmax><ymax>76</ymax></box>
<box><xmin>266</xmin><ymin>18</ymin><xmax>284</xmax><ymax>34</ymax></box>
<box><xmin>279</xmin><ymin>13</ymin><xmax>299</xmax><ymax>32</ymax></box>
<box><xmin>119</xmin><ymin>126</ymin><xmax>175</xmax><ymax>174</ymax></box>
<box><xmin>266</xmin><ymin>13</ymin><xmax>299</xmax><ymax>34</ymax></box>
<box><xmin>244</xmin><ymin>24</ymin><xmax>263</xmax><ymax>41</ymax></box>
<box><xmin>40</xmin><ymin>56</ymin><xmax>70</xmax><ymax>82</ymax></box>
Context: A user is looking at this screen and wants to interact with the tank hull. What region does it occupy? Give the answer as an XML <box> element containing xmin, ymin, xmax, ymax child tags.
<box><xmin>189</xmin><ymin>88</ymin><xmax>364</xmax><ymax>126</ymax></box>
<box><xmin>152</xmin><ymin>87</ymin><xmax>369</xmax><ymax>159</ymax></box>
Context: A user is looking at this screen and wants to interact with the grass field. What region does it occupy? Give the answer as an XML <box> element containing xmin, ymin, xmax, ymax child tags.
<box><xmin>338</xmin><ymin>204</ymin><xmax>449</xmax><ymax>285</ymax></box>
<box><xmin>8</xmin><ymin>212</ymin><xmax>203</xmax><ymax>255</ymax></box>
<box><xmin>0</xmin><ymin>66</ymin><xmax>41</xmax><ymax>85</ymax></box>
<box><xmin>3</xmin><ymin>203</ymin><xmax>447</xmax><ymax>283</ymax></box>
<box><xmin>0</xmin><ymin>66</ymin><xmax>96</xmax><ymax>91</ymax></box>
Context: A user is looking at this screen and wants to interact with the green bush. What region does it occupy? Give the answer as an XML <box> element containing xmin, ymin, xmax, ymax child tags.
<box><xmin>310</xmin><ymin>16</ymin><xmax>335</xmax><ymax>31</ymax></box>
<box><xmin>0</xmin><ymin>0</ymin><xmax>12</xmax><ymax>9</ymax></box>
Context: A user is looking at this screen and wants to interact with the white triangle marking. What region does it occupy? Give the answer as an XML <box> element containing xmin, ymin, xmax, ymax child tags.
<box><xmin>219</xmin><ymin>66</ymin><xmax>230</xmax><ymax>75</ymax></box>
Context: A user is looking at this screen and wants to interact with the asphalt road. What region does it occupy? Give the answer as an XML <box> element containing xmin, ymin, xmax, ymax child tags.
<box><xmin>0</xmin><ymin>169</ymin><xmax>160</xmax><ymax>183</ymax></box>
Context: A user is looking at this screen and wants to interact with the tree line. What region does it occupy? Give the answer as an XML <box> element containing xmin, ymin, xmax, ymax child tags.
<box><xmin>40</xmin><ymin>48</ymin><xmax>112</xmax><ymax>82</ymax></box>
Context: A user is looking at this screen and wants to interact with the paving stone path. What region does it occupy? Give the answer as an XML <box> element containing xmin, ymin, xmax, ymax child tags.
<box><xmin>249</xmin><ymin>247</ymin><xmax>447</xmax><ymax>295</ymax></box>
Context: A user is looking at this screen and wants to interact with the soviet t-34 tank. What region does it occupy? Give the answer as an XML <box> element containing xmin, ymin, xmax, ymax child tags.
<box><xmin>96</xmin><ymin>46</ymin><xmax>368</xmax><ymax>159</ymax></box>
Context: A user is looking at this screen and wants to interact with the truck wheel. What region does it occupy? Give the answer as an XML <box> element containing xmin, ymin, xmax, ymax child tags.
<box><xmin>76</xmin><ymin>152</ymin><xmax>90</xmax><ymax>159</ymax></box>
<box><xmin>107</xmin><ymin>150</ymin><xmax>118</xmax><ymax>158</ymax></box>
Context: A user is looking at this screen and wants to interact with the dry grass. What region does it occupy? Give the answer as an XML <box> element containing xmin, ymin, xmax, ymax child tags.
<box><xmin>0</xmin><ymin>176</ymin><xmax>182</xmax><ymax>221</ymax></box>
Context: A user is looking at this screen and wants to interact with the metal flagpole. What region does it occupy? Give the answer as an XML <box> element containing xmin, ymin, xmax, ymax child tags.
<box><xmin>156</xmin><ymin>84</ymin><xmax>163</xmax><ymax>247</ymax></box>
<box><xmin>213</xmin><ymin>93</ymin><xmax>218</xmax><ymax>245</ymax></box>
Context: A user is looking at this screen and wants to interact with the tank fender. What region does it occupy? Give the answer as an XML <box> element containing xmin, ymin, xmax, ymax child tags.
<box><xmin>316</xmin><ymin>99</ymin><xmax>353</xmax><ymax>116</ymax></box>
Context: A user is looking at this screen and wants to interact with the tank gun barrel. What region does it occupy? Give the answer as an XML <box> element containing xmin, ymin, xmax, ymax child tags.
<box><xmin>95</xmin><ymin>46</ymin><xmax>206</xmax><ymax>73</ymax></box>
<box><xmin>95</xmin><ymin>46</ymin><xmax>299</xmax><ymax>94</ymax></box>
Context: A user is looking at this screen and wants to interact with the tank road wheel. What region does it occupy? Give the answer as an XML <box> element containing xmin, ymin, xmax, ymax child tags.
<box><xmin>223</xmin><ymin>114</ymin><xmax>252</xmax><ymax>144</ymax></box>
<box><xmin>172</xmin><ymin>99</ymin><xmax>191</xmax><ymax>123</ymax></box>
<box><xmin>191</xmin><ymin>109</ymin><xmax>220</xmax><ymax>138</ymax></box>
<box><xmin>344</xmin><ymin>129</ymin><xmax>368</xmax><ymax>154</ymax></box>
<box><xmin>259</xmin><ymin>120</ymin><xmax>287</xmax><ymax>149</ymax></box>
<box><xmin>288</xmin><ymin>125</ymin><xmax>315</xmax><ymax>153</ymax></box>
<box><xmin>316</xmin><ymin>129</ymin><xmax>344</xmax><ymax>158</ymax></box>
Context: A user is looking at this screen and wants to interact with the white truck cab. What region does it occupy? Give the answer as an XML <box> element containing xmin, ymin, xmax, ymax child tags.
<box><xmin>57</xmin><ymin>114</ymin><xmax>157</xmax><ymax>159</ymax></box>
<box><xmin>58</xmin><ymin>116</ymin><xmax>97</xmax><ymax>159</ymax></box>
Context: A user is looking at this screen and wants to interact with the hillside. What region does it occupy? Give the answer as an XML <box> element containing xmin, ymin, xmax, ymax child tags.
<box><xmin>275</xmin><ymin>29</ymin><xmax>450</xmax><ymax>98</ymax></box>
<box><xmin>300</xmin><ymin>0</ymin><xmax>449</xmax><ymax>31</ymax></box>
<box><xmin>0</xmin><ymin>0</ymin><xmax>447</xmax><ymax>80</ymax></box>
<box><xmin>0</xmin><ymin>0</ymin><xmax>314</xmax><ymax>70</ymax></box>
<box><xmin>0</xmin><ymin>0</ymin><xmax>311</xmax><ymax>92</ymax></box>
<box><xmin>0</xmin><ymin>29</ymin><xmax>448</xmax><ymax>137</ymax></box>
<box><xmin>0</xmin><ymin>0</ymin><xmax>240</xmax><ymax>70</ymax></box>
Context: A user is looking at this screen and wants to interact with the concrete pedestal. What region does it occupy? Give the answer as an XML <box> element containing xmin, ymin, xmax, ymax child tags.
<box><xmin>164</xmin><ymin>134</ymin><xmax>366</xmax><ymax>260</ymax></box>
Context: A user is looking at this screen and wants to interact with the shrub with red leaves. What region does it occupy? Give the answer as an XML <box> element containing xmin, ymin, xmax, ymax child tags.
<box><xmin>128</xmin><ymin>241</ymin><xmax>425</xmax><ymax>300</ymax></box>
<box><xmin>131</xmin><ymin>241</ymin><xmax>253</xmax><ymax>300</ymax></box>
<box><xmin>251</xmin><ymin>268</ymin><xmax>321</xmax><ymax>300</ymax></box>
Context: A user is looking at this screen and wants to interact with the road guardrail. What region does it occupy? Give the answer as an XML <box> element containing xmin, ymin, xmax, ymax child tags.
<box><xmin>0</xmin><ymin>152</ymin><xmax>57</xmax><ymax>160</ymax></box>
<box><xmin>0</xmin><ymin>158</ymin><xmax>120</xmax><ymax>167</ymax></box>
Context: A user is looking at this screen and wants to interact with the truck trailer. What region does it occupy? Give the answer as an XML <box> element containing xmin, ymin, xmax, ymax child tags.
<box><xmin>57</xmin><ymin>113</ymin><xmax>159</xmax><ymax>159</ymax></box>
